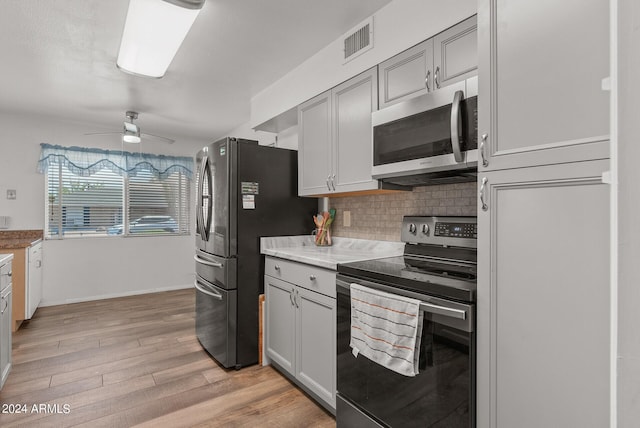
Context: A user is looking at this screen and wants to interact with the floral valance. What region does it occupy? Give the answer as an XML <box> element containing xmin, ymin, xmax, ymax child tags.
<box><xmin>37</xmin><ymin>144</ymin><xmax>194</xmax><ymax>180</ymax></box>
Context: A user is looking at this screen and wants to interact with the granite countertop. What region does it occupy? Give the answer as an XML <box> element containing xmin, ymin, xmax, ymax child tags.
<box><xmin>0</xmin><ymin>230</ymin><xmax>44</xmax><ymax>249</ymax></box>
<box><xmin>260</xmin><ymin>235</ymin><xmax>405</xmax><ymax>270</ymax></box>
<box><xmin>0</xmin><ymin>253</ymin><xmax>14</xmax><ymax>265</ymax></box>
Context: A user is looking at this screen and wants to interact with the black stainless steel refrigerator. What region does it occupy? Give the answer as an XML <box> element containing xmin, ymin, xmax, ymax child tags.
<box><xmin>194</xmin><ymin>137</ymin><xmax>316</xmax><ymax>369</ymax></box>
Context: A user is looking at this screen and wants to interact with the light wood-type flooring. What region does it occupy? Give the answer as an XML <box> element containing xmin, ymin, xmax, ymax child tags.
<box><xmin>0</xmin><ymin>288</ymin><xmax>335</xmax><ymax>427</ymax></box>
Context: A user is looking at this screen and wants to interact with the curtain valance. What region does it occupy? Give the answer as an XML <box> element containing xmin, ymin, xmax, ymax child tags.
<box><xmin>37</xmin><ymin>144</ymin><xmax>193</xmax><ymax>180</ymax></box>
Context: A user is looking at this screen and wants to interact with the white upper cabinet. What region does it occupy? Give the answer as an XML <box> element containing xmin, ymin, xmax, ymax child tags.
<box><xmin>298</xmin><ymin>91</ymin><xmax>332</xmax><ymax>196</ymax></box>
<box><xmin>433</xmin><ymin>15</ymin><xmax>478</xmax><ymax>89</ymax></box>
<box><xmin>378</xmin><ymin>15</ymin><xmax>477</xmax><ymax>109</ymax></box>
<box><xmin>298</xmin><ymin>67</ymin><xmax>380</xmax><ymax>196</ymax></box>
<box><xmin>478</xmin><ymin>0</ymin><xmax>610</xmax><ymax>171</ymax></box>
<box><xmin>378</xmin><ymin>39</ymin><xmax>434</xmax><ymax>108</ymax></box>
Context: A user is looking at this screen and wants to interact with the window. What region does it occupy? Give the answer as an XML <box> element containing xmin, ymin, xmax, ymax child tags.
<box><xmin>40</xmin><ymin>144</ymin><xmax>193</xmax><ymax>239</ymax></box>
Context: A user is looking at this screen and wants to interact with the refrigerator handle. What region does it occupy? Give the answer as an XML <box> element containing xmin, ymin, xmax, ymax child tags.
<box><xmin>194</xmin><ymin>280</ymin><xmax>223</xmax><ymax>300</ymax></box>
<box><xmin>194</xmin><ymin>255</ymin><xmax>223</xmax><ymax>268</ymax></box>
<box><xmin>196</xmin><ymin>156</ymin><xmax>206</xmax><ymax>240</ymax></box>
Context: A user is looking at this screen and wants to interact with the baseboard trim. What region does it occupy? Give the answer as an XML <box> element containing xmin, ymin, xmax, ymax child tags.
<box><xmin>39</xmin><ymin>283</ymin><xmax>193</xmax><ymax>307</ymax></box>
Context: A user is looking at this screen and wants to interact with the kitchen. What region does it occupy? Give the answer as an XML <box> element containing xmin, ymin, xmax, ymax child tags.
<box><xmin>0</xmin><ymin>0</ymin><xmax>637</xmax><ymax>427</ymax></box>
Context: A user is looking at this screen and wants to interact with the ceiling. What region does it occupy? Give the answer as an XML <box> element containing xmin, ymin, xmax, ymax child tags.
<box><xmin>0</xmin><ymin>0</ymin><xmax>391</xmax><ymax>146</ymax></box>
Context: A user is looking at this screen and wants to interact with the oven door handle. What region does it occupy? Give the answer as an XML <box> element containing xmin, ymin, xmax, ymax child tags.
<box><xmin>450</xmin><ymin>90</ymin><xmax>464</xmax><ymax>163</ymax></box>
<box><xmin>420</xmin><ymin>302</ymin><xmax>466</xmax><ymax>320</ymax></box>
<box><xmin>337</xmin><ymin>278</ymin><xmax>466</xmax><ymax>320</ymax></box>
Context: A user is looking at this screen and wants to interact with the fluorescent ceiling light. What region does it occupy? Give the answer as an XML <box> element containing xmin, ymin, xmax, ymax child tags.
<box><xmin>117</xmin><ymin>0</ymin><xmax>203</xmax><ymax>78</ymax></box>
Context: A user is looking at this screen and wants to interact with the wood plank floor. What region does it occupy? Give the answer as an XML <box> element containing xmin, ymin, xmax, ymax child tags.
<box><xmin>0</xmin><ymin>289</ymin><xmax>335</xmax><ymax>427</ymax></box>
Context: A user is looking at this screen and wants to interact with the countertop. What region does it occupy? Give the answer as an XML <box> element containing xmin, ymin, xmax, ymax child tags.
<box><xmin>0</xmin><ymin>230</ymin><xmax>43</xmax><ymax>250</ymax></box>
<box><xmin>260</xmin><ymin>235</ymin><xmax>404</xmax><ymax>270</ymax></box>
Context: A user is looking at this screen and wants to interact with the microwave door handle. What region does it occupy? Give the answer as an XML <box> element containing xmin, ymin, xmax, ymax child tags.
<box><xmin>450</xmin><ymin>90</ymin><xmax>464</xmax><ymax>163</ymax></box>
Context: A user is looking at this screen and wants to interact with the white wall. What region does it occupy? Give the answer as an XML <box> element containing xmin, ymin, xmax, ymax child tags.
<box><xmin>250</xmin><ymin>0</ymin><xmax>476</xmax><ymax>128</ymax></box>
<box><xmin>225</xmin><ymin>121</ymin><xmax>298</xmax><ymax>150</ymax></box>
<box><xmin>0</xmin><ymin>111</ymin><xmax>208</xmax><ymax>305</ymax></box>
<box><xmin>223</xmin><ymin>122</ymin><xmax>277</xmax><ymax>147</ymax></box>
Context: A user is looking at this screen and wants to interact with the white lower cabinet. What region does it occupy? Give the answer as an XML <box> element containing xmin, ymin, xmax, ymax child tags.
<box><xmin>265</xmin><ymin>256</ymin><xmax>336</xmax><ymax>412</ymax></box>
<box><xmin>0</xmin><ymin>258</ymin><xmax>13</xmax><ymax>390</ymax></box>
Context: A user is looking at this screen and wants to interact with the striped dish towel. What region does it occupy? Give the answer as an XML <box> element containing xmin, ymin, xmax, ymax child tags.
<box><xmin>350</xmin><ymin>283</ymin><xmax>424</xmax><ymax>377</ymax></box>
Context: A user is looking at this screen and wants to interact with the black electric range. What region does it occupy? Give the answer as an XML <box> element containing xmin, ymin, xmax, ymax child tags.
<box><xmin>336</xmin><ymin>216</ymin><xmax>477</xmax><ymax>428</ymax></box>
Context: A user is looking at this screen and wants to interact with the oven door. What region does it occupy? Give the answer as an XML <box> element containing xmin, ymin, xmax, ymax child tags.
<box><xmin>336</xmin><ymin>275</ymin><xmax>475</xmax><ymax>428</ymax></box>
<box><xmin>372</xmin><ymin>77</ymin><xmax>478</xmax><ymax>180</ymax></box>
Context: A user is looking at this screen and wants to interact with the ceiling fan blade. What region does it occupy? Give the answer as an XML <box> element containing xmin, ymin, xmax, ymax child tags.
<box><xmin>84</xmin><ymin>131</ymin><xmax>120</xmax><ymax>136</ymax></box>
<box><xmin>141</xmin><ymin>132</ymin><xmax>175</xmax><ymax>144</ymax></box>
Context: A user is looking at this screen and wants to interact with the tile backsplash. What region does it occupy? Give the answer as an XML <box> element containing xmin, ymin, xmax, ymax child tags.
<box><xmin>329</xmin><ymin>182</ymin><xmax>477</xmax><ymax>242</ymax></box>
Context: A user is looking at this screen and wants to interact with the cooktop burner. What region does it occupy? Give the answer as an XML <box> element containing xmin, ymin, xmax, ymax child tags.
<box><xmin>337</xmin><ymin>255</ymin><xmax>476</xmax><ymax>303</ymax></box>
<box><xmin>337</xmin><ymin>216</ymin><xmax>478</xmax><ymax>303</ymax></box>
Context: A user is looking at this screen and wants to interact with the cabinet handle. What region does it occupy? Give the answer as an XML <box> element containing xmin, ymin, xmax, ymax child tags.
<box><xmin>425</xmin><ymin>70</ymin><xmax>431</xmax><ymax>92</ymax></box>
<box><xmin>480</xmin><ymin>134</ymin><xmax>489</xmax><ymax>167</ymax></box>
<box><xmin>480</xmin><ymin>177</ymin><xmax>488</xmax><ymax>211</ymax></box>
<box><xmin>36</xmin><ymin>260</ymin><xmax>42</xmax><ymax>268</ymax></box>
<box><xmin>290</xmin><ymin>289</ymin><xmax>295</xmax><ymax>307</ymax></box>
<box><xmin>1</xmin><ymin>296</ymin><xmax>8</xmax><ymax>314</ymax></box>
<box><xmin>294</xmin><ymin>289</ymin><xmax>299</xmax><ymax>308</ymax></box>
<box><xmin>309</xmin><ymin>275</ymin><xmax>316</xmax><ymax>281</ymax></box>
<box><xmin>274</xmin><ymin>265</ymin><xmax>280</xmax><ymax>271</ymax></box>
<box><xmin>326</xmin><ymin>175</ymin><xmax>332</xmax><ymax>191</ymax></box>
<box><xmin>331</xmin><ymin>174</ymin><xmax>336</xmax><ymax>191</ymax></box>
<box><xmin>434</xmin><ymin>66</ymin><xmax>440</xmax><ymax>89</ymax></box>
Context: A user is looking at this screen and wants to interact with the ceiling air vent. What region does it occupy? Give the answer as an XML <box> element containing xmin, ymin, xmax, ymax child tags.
<box><xmin>343</xmin><ymin>17</ymin><xmax>374</xmax><ymax>64</ymax></box>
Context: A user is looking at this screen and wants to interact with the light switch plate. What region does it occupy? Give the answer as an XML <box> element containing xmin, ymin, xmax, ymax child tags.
<box><xmin>6</xmin><ymin>189</ymin><xmax>16</xmax><ymax>200</ymax></box>
<box><xmin>343</xmin><ymin>210</ymin><xmax>351</xmax><ymax>227</ymax></box>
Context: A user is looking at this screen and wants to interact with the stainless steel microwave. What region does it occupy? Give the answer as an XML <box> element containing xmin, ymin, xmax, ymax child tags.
<box><xmin>372</xmin><ymin>76</ymin><xmax>478</xmax><ymax>186</ymax></box>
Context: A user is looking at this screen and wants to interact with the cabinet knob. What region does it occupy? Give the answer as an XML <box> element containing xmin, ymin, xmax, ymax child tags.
<box><xmin>274</xmin><ymin>265</ymin><xmax>281</xmax><ymax>271</ymax></box>
<box><xmin>309</xmin><ymin>275</ymin><xmax>316</xmax><ymax>281</ymax></box>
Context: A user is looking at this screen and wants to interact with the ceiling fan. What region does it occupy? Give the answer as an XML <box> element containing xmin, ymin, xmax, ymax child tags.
<box><xmin>85</xmin><ymin>111</ymin><xmax>175</xmax><ymax>144</ymax></box>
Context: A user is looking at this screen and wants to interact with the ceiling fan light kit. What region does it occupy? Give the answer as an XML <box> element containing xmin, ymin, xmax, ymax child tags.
<box><xmin>116</xmin><ymin>0</ymin><xmax>205</xmax><ymax>78</ymax></box>
<box><xmin>122</xmin><ymin>111</ymin><xmax>141</xmax><ymax>143</ymax></box>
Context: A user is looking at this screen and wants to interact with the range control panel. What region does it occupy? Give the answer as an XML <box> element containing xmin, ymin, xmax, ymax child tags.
<box><xmin>434</xmin><ymin>222</ymin><xmax>478</xmax><ymax>239</ymax></box>
<box><xmin>401</xmin><ymin>216</ymin><xmax>477</xmax><ymax>249</ymax></box>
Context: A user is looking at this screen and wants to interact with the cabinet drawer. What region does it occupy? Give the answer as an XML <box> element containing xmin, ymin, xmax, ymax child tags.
<box><xmin>265</xmin><ymin>257</ymin><xmax>336</xmax><ymax>298</ymax></box>
<box><xmin>0</xmin><ymin>262</ymin><xmax>11</xmax><ymax>292</ymax></box>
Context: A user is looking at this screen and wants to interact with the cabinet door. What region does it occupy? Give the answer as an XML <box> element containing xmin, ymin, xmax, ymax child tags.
<box><xmin>378</xmin><ymin>39</ymin><xmax>433</xmax><ymax>109</ymax></box>
<box><xmin>478</xmin><ymin>0</ymin><xmax>609</xmax><ymax>171</ymax></box>
<box><xmin>27</xmin><ymin>243</ymin><xmax>43</xmax><ymax>319</ymax></box>
<box><xmin>0</xmin><ymin>284</ymin><xmax>12</xmax><ymax>389</ymax></box>
<box><xmin>298</xmin><ymin>91</ymin><xmax>332</xmax><ymax>196</ymax></box>
<box><xmin>476</xmin><ymin>160</ymin><xmax>610</xmax><ymax>428</ymax></box>
<box><xmin>433</xmin><ymin>15</ymin><xmax>477</xmax><ymax>90</ymax></box>
<box><xmin>332</xmin><ymin>67</ymin><xmax>379</xmax><ymax>193</ymax></box>
<box><xmin>295</xmin><ymin>286</ymin><xmax>336</xmax><ymax>409</ymax></box>
<box><xmin>265</xmin><ymin>276</ymin><xmax>296</xmax><ymax>374</ymax></box>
